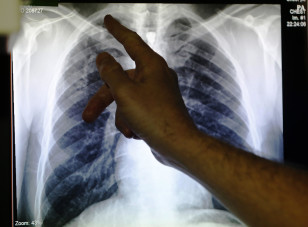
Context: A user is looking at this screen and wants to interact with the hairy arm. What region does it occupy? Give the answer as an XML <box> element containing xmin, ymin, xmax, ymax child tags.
<box><xmin>167</xmin><ymin>127</ymin><xmax>308</xmax><ymax>226</ymax></box>
<box><xmin>83</xmin><ymin>15</ymin><xmax>308</xmax><ymax>227</ymax></box>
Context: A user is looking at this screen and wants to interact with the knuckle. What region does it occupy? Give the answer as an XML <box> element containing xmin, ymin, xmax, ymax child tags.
<box><xmin>131</xmin><ymin>31</ymin><xmax>142</xmax><ymax>42</ymax></box>
<box><xmin>151</xmin><ymin>54</ymin><xmax>168</xmax><ymax>68</ymax></box>
<box><xmin>115</xmin><ymin>118</ymin><xmax>132</xmax><ymax>138</ymax></box>
<box><xmin>131</xmin><ymin>31</ymin><xmax>139</xmax><ymax>38</ymax></box>
<box><xmin>156</xmin><ymin>54</ymin><xmax>167</xmax><ymax>64</ymax></box>
<box><xmin>96</xmin><ymin>52</ymin><xmax>123</xmax><ymax>75</ymax></box>
<box><xmin>123</xmin><ymin>31</ymin><xmax>140</xmax><ymax>45</ymax></box>
<box><xmin>96</xmin><ymin>52</ymin><xmax>111</xmax><ymax>66</ymax></box>
<box><xmin>113</xmin><ymin>82</ymin><xmax>130</xmax><ymax>100</ymax></box>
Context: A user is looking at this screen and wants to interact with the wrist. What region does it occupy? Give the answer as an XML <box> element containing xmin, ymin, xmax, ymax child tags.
<box><xmin>148</xmin><ymin>118</ymin><xmax>206</xmax><ymax>170</ymax></box>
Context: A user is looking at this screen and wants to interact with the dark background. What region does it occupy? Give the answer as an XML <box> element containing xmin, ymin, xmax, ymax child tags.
<box><xmin>1</xmin><ymin>36</ymin><xmax>12</xmax><ymax>225</ymax></box>
<box><xmin>281</xmin><ymin>2</ymin><xmax>308</xmax><ymax>168</ymax></box>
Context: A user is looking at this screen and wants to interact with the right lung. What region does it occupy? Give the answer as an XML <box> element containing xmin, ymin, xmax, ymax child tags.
<box><xmin>40</xmin><ymin>34</ymin><xmax>124</xmax><ymax>227</ymax></box>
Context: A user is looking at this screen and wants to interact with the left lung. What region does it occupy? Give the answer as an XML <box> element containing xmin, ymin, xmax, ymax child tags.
<box><xmin>164</xmin><ymin>17</ymin><xmax>252</xmax><ymax>152</ymax></box>
<box><xmin>162</xmin><ymin>17</ymin><xmax>253</xmax><ymax>211</ymax></box>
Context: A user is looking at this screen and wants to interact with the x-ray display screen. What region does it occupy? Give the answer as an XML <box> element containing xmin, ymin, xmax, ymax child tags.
<box><xmin>11</xmin><ymin>1</ymin><xmax>301</xmax><ymax>226</ymax></box>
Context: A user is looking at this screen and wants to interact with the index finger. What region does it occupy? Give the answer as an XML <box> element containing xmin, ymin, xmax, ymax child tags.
<box><xmin>104</xmin><ymin>14</ymin><xmax>160</xmax><ymax>68</ymax></box>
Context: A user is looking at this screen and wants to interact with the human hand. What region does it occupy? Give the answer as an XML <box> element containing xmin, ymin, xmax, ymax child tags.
<box><xmin>82</xmin><ymin>15</ymin><xmax>197</xmax><ymax>154</ymax></box>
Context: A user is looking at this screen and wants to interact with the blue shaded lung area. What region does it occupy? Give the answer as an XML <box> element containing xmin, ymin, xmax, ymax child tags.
<box><xmin>165</xmin><ymin>17</ymin><xmax>250</xmax><ymax>149</ymax></box>
<box><xmin>41</xmin><ymin>35</ymin><xmax>122</xmax><ymax>226</ymax></box>
<box><xmin>172</xmin><ymin>36</ymin><xmax>250</xmax><ymax>151</ymax></box>
<box><xmin>42</xmin><ymin>118</ymin><xmax>120</xmax><ymax>226</ymax></box>
<box><xmin>176</xmin><ymin>63</ymin><xmax>250</xmax><ymax>151</ymax></box>
<box><xmin>166</xmin><ymin>18</ymin><xmax>251</xmax><ymax>210</ymax></box>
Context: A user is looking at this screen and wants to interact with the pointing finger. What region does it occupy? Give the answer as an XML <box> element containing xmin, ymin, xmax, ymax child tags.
<box><xmin>104</xmin><ymin>14</ymin><xmax>162</xmax><ymax>69</ymax></box>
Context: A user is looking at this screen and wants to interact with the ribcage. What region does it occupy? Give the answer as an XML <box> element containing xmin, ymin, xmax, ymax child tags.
<box><xmin>41</xmin><ymin>15</ymin><xmax>251</xmax><ymax>226</ymax></box>
<box><xmin>176</xmin><ymin>50</ymin><xmax>250</xmax><ymax>151</ymax></box>
<box><xmin>40</xmin><ymin>33</ymin><xmax>125</xmax><ymax>226</ymax></box>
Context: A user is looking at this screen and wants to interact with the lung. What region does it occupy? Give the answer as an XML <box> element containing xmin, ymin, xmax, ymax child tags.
<box><xmin>164</xmin><ymin>17</ymin><xmax>251</xmax><ymax>151</ymax></box>
<box><xmin>163</xmin><ymin>18</ymin><xmax>252</xmax><ymax>211</ymax></box>
<box><xmin>40</xmin><ymin>34</ymin><xmax>123</xmax><ymax>226</ymax></box>
<box><xmin>175</xmin><ymin>52</ymin><xmax>251</xmax><ymax>151</ymax></box>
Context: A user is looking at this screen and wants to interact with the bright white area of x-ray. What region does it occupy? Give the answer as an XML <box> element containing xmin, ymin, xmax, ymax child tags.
<box><xmin>10</xmin><ymin>3</ymin><xmax>282</xmax><ymax>227</ymax></box>
<box><xmin>10</xmin><ymin>4</ymin><xmax>80</xmax><ymax>214</ymax></box>
<box><xmin>65</xmin><ymin>137</ymin><xmax>242</xmax><ymax>227</ymax></box>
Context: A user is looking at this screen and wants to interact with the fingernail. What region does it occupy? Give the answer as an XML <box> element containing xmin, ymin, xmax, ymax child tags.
<box><xmin>104</xmin><ymin>14</ymin><xmax>113</xmax><ymax>24</ymax></box>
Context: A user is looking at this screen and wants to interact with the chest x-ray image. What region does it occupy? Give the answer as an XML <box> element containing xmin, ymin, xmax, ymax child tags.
<box><xmin>11</xmin><ymin>3</ymin><xmax>283</xmax><ymax>227</ymax></box>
